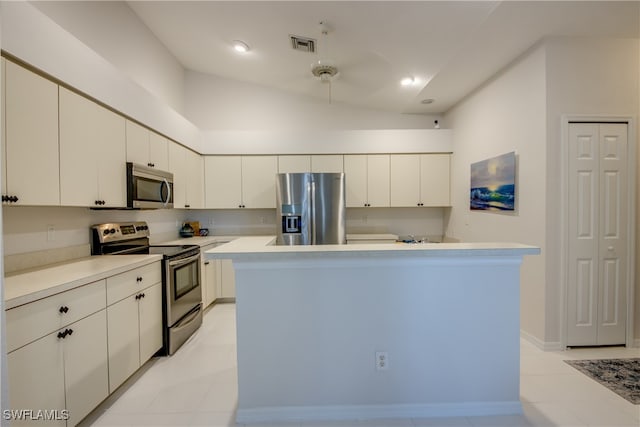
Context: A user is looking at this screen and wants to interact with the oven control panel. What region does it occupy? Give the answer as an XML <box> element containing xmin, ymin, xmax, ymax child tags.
<box><xmin>91</xmin><ymin>221</ymin><xmax>150</xmax><ymax>244</ymax></box>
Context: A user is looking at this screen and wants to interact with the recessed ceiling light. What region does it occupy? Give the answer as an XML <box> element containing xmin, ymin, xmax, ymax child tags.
<box><xmin>400</xmin><ymin>77</ymin><xmax>415</xmax><ymax>86</ymax></box>
<box><xmin>421</xmin><ymin>98</ymin><xmax>435</xmax><ymax>104</ymax></box>
<box><xmin>232</xmin><ymin>40</ymin><xmax>250</xmax><ymax>53</ymax></box>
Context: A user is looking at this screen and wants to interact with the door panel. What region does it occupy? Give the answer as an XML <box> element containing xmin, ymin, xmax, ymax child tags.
<box><xmin>568</xmin><ymin>122</ymin><xmax>628</xmax><ymax>346</ymax></box>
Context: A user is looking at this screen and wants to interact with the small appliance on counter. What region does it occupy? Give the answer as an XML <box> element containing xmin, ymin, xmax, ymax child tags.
<box><xmin>91</xmin><ymin>222</ymin><xmax>202</xmax><ymax>355</ymax></box>
<box><xmin>179</xmin><ymin>222</ymin><xmax>195</xmax><ymax>237</ymax></box>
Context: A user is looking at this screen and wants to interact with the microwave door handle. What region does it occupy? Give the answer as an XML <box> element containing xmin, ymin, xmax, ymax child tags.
<box><xmin>162</xmin><ymin>178</ymin><xmax>171</xmax><ymax>207</ymax></box>
<box><xmin>168</xmin><ymin>253</ymin><xmax>200</xmax><ymax>268</ymax></box>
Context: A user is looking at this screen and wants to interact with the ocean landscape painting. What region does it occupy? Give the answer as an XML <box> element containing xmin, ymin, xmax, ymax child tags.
<box><xmin>470</xmin><ymin>151</ymin><xmax>516</xmax><ymax>211</ymax></box>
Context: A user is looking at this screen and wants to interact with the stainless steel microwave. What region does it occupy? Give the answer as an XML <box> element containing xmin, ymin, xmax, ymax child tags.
<box><xmin>126</xmin><ymin>162</ymin><xmax>173</xmax><ymax>209</ymax></box>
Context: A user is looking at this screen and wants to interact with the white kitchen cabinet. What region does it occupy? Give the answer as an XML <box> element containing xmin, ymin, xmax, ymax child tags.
<box><xmin>278</xmin><ymin>155</ymin><xmax>311</xmax><ymax>173</ymax></box>
<box><xmin>185</xmin><ymin>148</ymin><xmax>204</xmax><ymax>208</ymax></box>
<box><xmin>60</xmin><ymin>310</ymin><xmax>109</xmax><ymax>426</ymax></box>
<box><xmin>205</xmin><ymin>156</ymin><xmax>242</xmax><ymax>208</ymax></box>
<box><xmin>311</xmin><ymin>155</ymin><xmax>344</xmax><ymax>173</ymax></box>
<box><xmin>3</xmin><ymin>60</ymin><xmax>60</xmax><ymax>205</ymax></box>
<box><xmin>241</xmin><ymin>156</ymin><xmax>278</xmax><ymax>208</ymax></box>
<box><xmin>59</xmin><ymin>87</ymin><xmax>126</xmax><ymax>207</ymax></box>
<box><xmin>106</xmin><ymin>262</ymin><xmax>162</xmax><ymax>392</ymax></box>
<box><xmin>344</xmin><ymin>154</ymin><xmax>390</xmax><ymax>207</ymax></box>
<box><xmin>390</xmin><ymin>154</ymin><xmax>450</xmax><ymax>207</ymax></box>
<box><xmin>220</xmin><ymin>260</ymin><xmax>236</xmax><ymax>299</ymax></box>
<box><xmin>201</xmin><ymin>244</ymin><xmax>220</xmax><ymax>307</ymax></box>
<box><xmin>420</xmin><ymin>154</ymin><xmax>450</xmax><ymax>206</ymax></box>
<box><xmin>6</xmin><ymin>280</ymin><xmax>109</xmax><ymax>427</ymax></box>
<box><xmin>7</xmin><ymin>331</ymin><xmax>66</xmax><ymax>426</ymax></box>
<box><xmin>205</xmin><ymin>156</ymin><xmax>277</xmax><ymax>209</ymax></box>
<box><xmin>169</xmin><ymin>142</ymin><xmax>203</xmax><ymax>209</ymax></box>
<box><xmin>126</xmin><ymin>120</ymin><xmax>169</xmax><ymax>171</ymax></box>
<box><xmin>168</xmin><ymin>141</ymin><xmax>187</xmax><ymax>208</ymax></box>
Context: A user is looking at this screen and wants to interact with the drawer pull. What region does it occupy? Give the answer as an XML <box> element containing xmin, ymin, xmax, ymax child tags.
<box><xmin>59</xmin><ymin>306</ymin><xmax>69</xmax><ymax>314</ymax></box>
<box><xmin>136</xmin><ymin>276</ymin><xmax>143</xmax><ymax>282</ymax></box>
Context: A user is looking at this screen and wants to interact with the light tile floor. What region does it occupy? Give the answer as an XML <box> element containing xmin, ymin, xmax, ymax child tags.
<box><xmin>84</xmin><ymin>303</ymin><xmax>640</xmax><ymax>427</ymax></box>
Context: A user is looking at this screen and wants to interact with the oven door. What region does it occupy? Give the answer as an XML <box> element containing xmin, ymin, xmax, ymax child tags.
<box><xmin>166</xmin><ymin>252</ymin><xmax>202</xmax><ymax>326</ymax></box>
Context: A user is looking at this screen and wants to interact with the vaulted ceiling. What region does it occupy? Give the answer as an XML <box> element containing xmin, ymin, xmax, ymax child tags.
<box><xmin>128</xmin><ymin>1</ymin><xmax>638</xmax><ymax>114</ymax></box>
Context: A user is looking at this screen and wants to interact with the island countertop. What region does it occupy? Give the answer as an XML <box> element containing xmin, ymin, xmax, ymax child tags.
<box><xmin>204</xmin><ymin>235</ymin><xmax>540</xmax><ymax>260</ymax></box>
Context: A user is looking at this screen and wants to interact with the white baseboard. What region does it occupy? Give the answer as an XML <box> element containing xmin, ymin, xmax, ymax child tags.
<box><xmin>520</xmin><ymin>330</ymin><xmax>563</xmax><ymax>351</ymax></box>
<box><xmin>236</xmin><ymin>401</ymin><xmax>523</xmax><ymax>424</ymax></box>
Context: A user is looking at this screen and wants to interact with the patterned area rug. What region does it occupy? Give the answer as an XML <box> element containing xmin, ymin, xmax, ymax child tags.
<box><xmin>564</xmin><ymin>358</ymin><xmax>640</xmax><ymax>404</ymax></box>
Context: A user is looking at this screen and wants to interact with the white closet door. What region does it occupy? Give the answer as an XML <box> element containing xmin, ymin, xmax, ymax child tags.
<box><xmin>596</xmin><ymin>124</ymin><xmax>627</xmax><ymax>345</ymax></box>
<box><xmin>567</xmin><ymin>123</ymin><xmax>627</xmax><ymax>346</ymax></box>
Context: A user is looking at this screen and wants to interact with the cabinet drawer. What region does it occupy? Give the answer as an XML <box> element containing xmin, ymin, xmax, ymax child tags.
<box><xmin>6</xmin><ymin>279</ymin><xmax>106</xmax><ymax>353</ymax></box>
<box><xmin>106</xmin><ymin>262</ymin><xmax>161</xmax><ymax>305</ymax></box>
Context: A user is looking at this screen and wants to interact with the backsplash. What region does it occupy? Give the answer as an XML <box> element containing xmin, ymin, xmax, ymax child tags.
<box><xmin>2</xmin><ymin>205</ymin><xmax>447</xmax><ymax>272</ymax></box>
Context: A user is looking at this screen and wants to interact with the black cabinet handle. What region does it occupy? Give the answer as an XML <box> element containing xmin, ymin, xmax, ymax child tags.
<box><xmin>3</xmin><ymin>195</ymin><xmax>19</xmax><ymax>203</ymax></box>
<box><xmin>136</xmin><ymin>276</ymin><xmax>143</xmax><ymax>282</ymax></box>
<box><xmin>185</xmin><ymin>204</ymin><xmax>191</xmax><ymax>208</ymax></box>
<box><xmin>59</xmin><ymin>306</ymin><xmax>69</xmax><ymax>314</ymax></box>
<box><xmin>135</xmin><ymin>294</ymin><xmax>140</xmax><ymax>300</ymax></box>
<box><xmin>57</xmin><ymin>328</ymin><xmax>73</xmax><ymax>339</ymax></box>
<box><xmin>141</xmin><ymin>293</ymin><xmax>145</xmax><ymax>299</ymax></box>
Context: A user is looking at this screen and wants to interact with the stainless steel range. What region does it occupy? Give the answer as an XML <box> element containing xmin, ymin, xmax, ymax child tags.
<box><xmin>91</xmin><ymin>222</ymin><xmax>202</xmax><ymax>355</ymax></box>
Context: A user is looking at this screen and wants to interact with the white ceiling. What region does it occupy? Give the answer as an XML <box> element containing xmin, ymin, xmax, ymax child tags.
<box><xmin>127</xmin><ymin>1</ymin><xmax>639</xmax><ymax>115</ymax></box>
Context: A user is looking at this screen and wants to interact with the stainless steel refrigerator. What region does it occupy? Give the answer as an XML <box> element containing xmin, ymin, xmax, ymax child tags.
<box><xmin>276</xmin><ymin>173</ymin><xmax>346</xmax><ymax>245</ymax></box>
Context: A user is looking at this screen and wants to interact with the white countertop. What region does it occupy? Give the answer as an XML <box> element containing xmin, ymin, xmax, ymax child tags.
<box><xmin>4</xmin><ymin>255</ymin><xmax>162</xmax><ymax>309</ymax></box>
<box><xmin>346</xmin><ymin>233</ymin><xmax>398</xmax><ymax>241</ymax></box>
<box><xmin>205</xmin><ymin>236</ymin><xmax>540</xmax><ymax>261</ymax></box>
<box><xmin>156</xmin><ymin>235</ymin><xmax>240</xmax><ymax>247</ymax></box>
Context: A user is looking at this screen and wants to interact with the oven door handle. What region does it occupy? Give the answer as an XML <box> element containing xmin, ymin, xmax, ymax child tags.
<box><xmin>168</xmin><ymin>253</ymin><xmax>200</xmax><ymax>268</ymax></box>
<box><xmin>173</xmin><ymin>305</ymin><xmax>202</xmax><ymax>331</ymax></box>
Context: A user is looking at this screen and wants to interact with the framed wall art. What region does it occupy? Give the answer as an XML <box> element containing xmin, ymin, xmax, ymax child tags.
<box><xmin>470</xmin><ymin>151</ymin><xmax>516</xmax><ymax>211</ymax></box>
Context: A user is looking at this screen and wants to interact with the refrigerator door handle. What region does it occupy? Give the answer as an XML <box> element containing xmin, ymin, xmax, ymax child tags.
<box><xmin>310</xmin><ymin>180</ymin><xmax>316</xmax><ymax>245</ymax></box>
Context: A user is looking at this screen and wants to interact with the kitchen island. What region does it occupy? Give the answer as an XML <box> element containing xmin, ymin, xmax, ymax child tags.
<box><xmin>205</xmin><ymin>237</ymin><xmax>539</xmax><ymax>424</ymax></box>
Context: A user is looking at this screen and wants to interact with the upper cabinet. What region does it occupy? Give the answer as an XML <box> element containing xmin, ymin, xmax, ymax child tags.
<box><xmin>2</xmin><ymin>59</ymin><xmax>60</xmax><ymax>206</ymax></box>
<box><xmin>205</xmin><ymin>156</ymin><xmax>277</xmax><ymax>209</ymax></box>
<box><xmin>278</xmin><ymin>155</ymin><xmax>310</xmax><ymax>173</ymax></box>
<box><xmin>344</xmin><ymin>155</ymin><xmax>390</xmax><ymax>207</ymax></box>
<box><xmin>168</xmin><ymin>142</ymin><xmax>203</xmax><ymax>209</ymax></box>
<box><xmin>390</xmin><ymin>154</ymin><xmax>451</xmax><ymax>207</ymax></box>
<box><xmin>311</xmin><ymin>155</ymin><xmax>343</xmax><ymax>173</ymax></box>
<box><xmin>125</xmin><ymin>121</ymin><xmax>169</xmax><ymax>171</ymax></box>
<box><xmin>59</xmin><ymin>87</ymin><xmax>126</xmax><ymax>208</ymax></box>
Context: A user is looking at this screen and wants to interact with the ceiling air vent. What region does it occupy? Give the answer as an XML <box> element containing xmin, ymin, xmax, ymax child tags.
<box><xmin>290</xmin><ymin>35</ymin><xmax>316</xmax><ymax>53</ymax></box>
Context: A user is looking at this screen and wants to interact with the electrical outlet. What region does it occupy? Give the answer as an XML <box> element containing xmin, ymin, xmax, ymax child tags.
<box><xmin>375</xmin><ymin>352</ymin><xmax>388</xmax><ymax>371</ymax></box>
<box><xmin>47</xmin><ymin>225</ymin><xmax>55</xmax><ymax>242</ymax></box>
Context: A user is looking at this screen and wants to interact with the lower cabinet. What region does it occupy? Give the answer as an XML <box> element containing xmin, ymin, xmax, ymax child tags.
<box><xmin>107</xmin><ymin>282</ymin><xmax>162</xmax><ymax>393</ymax></box>
<box><xmin>5</xmin><ymin>261</ymin><xmax>162</xmax><ymax>426</ymax></box>
<box><xmin>219</xmin><ymin>260</ymin><xmax>236</xmax><ymax>299</ymax></box>
<box><xmin>201</xmin><ymin>244</ymin><xmax>219</xmax><ymax>308</ymax></box>
<box><xmin>7</xmin><ymin>310</ymin><xmax>109</xmax><ymax>427</ymax></box>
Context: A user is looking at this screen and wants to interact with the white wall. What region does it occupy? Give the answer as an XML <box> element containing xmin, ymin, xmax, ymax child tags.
<box><xmin>444</xmin><ymin>36</ymin><xmax>640</xmax><ymax>348</ymax></box>
<box><xmin>443</xmin><ymin>44</ymin><xmax>548</xmax><ymax>344</ymax></box>
<box><xmin>545</xmin><ymin>37</ymin><xmax>639</xmax><ymax>345</ymax></box>
<box><xmin>185</xmin><ymin>70</ymin><xmax>440</xmax><ymax>132</ymax></box>
<box><xmin>32</xmin><ymin>1</ymin><xmax>185</xmax><ymax>115</ymax></box>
